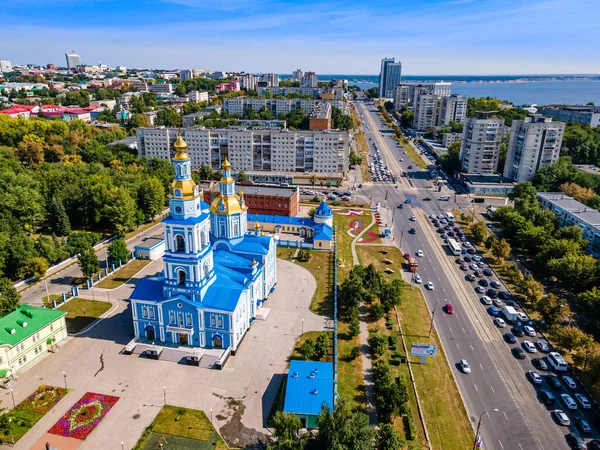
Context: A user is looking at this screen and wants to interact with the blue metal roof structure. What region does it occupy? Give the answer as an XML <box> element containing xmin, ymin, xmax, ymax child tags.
<box><xmin>232</xmin><ymin>234</ymin><xmax>271</xmax><ymax>255</ymax></box>
<box><xmin>283</xmin><ymin>360</ymin><xmax>334</xmax><ymax>416</ymax></box>
<box><xmin>247</xmin><ymin>213</ymin><xmax>333</xmax><ymax>242</ymax></box>
<box><xmin>163</xmin><ymin>212</ymin><xmax>210</xmax><ymax>225</ymax></box>
<box><xmin>314</xmin><ymin>200</ymin><xmax>333</xmax><ymax>218</ymax></box>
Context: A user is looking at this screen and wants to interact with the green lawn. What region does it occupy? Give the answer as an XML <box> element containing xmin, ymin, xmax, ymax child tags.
<box><xmin>59</xmin><ymin>298</ymin><xmax>112</xmax><ymax>333</ymax></box>
<box><xmin>95</xmin><ymin>259</ymin><xmax>152</xmax><ymax>289</ymax></box>
<box><xmin>134</xmin><ymin>405</ymin><xmax>227</xmax><ymax>450</ymax></box>
<box><xmin>41</xmin><ymin>294</ymin><xmax>62</xmax><ymax>309</ymax></box>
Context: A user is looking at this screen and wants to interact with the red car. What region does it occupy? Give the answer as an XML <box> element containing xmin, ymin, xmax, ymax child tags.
<box><xmin>404</xmin><ymin>253</ymin><xmax>411</xmax><ymax>261</ymax></box>
<box><xmin>444</xmin><ymin>303</ymin><xmax>454</xmax><ymax>314</ymax></box>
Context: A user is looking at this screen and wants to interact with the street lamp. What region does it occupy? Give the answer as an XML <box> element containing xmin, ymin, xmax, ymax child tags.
<box><xmin>210</xmin><ymin>408</ymin><xmax>213</xmax><ymax>423</ymax></box>
<box><xmin>429</xmin><ymin>300</ymin><xmax>440</xmax><ymax>339</ymax></box>
<box><xmin>10</xmin><ymin>388</ymin><xmax>15</xmax><ymax>408</ymax></box>
<box><xmin>301</xmin><ymin>319</ymin><xmax>304</xmax><ymax>335</ymax></box>
<box><xmin>163</xmin><ymin>386</ymin><xmax>166</xmax><ymax>406</ymax></box>
<box><xmin>472</xmin><ymin>409</ymin><xmax>498</xmax><ymax>450</ymax></box>
<box><xmin>63</xmin><ymin>371</ymin><xmax>67</xmax><ymax>390</ymax></box>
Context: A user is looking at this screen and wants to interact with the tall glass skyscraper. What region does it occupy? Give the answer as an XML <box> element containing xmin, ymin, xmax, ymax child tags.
<box><xmin>379</xmin><ymin>58</ymin><xmax>402</xmax><ymax>99</ymax></box>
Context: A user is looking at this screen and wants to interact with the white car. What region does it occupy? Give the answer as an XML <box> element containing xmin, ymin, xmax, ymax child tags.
<box><xmin>524</xmin><ymin>326</ymin><xmax>536</xmax><ymax>337</ymax></box>
<box><xmin>463</xmin><ymin>241</ymin><xmax>472</xmax><ymax>248</ymax></box>
<box><xmin>480</xmin><ymin>296</ymin><xmax>492</xmax><ymax>305</ymax></box>
<box><xmin>517</xmin><ymin>312</ymin><xmax>528</xmax><ymax>322</ymax></box>
<box><xmin>414</xmin><ymin>274</ymin><xmax>422</xmax><ymax>284</ymax></box>
<box><xmin>469</xmin><ymin>264</ymin><xmax>479</xmax><ymax>270</ymax></box>
<box><xmin>536</xmin><ymin>341</ymin><xmax>550</xmax><ymax>353</ymax></box>
<box><xmin>472</xmin><ymin>255</ymin><xmax>481</xmax><ymax>262</ymax></box>
<box><xmin>425</xmin><ymin>281</ymin><xmax>435</xmax><ymax>290</ymax></box>
<box><xmin>561</xmin><ymin>393</ymin><xmax>578</xmax><ymax>410</ymax></box>
<box><xmin>459</xmin><ymin>359</ymin><xmax>471</xmax><ymax>374</ymax></box>
<box><xmin>528</xmin><ymin>371</ymin><xmax>543</xmax><ymax>384</ymax></box>
<box><xmin>494</xmin><ymin>318</ymin><xmax>507</xmax><ymax>328</ymax></box>
<box><xmin>416</xmin><ymin>250</ymin><xmax>424</xmax><ymax>257</ymax></box>
<box><xmin>575</xmin><ymin>393</ymin><xmax>591</xmax><ymax>409</ymax></box>
<box><xmin>523</xmin><ymin>341</ymin><xmax>537</xmax><ymax>353</ymax></box>
<box><xmin>562</xmin><ymin>375</ymin><xmax>577</xmax><ymax>390</ymax></box>
<box><xmin>410</xmin><ymin>216</ymin><xmax>416</xmax><ymax>221</ymax></box>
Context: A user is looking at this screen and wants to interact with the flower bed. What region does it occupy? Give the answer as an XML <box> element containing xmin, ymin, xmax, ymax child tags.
<box><xmin>359</xmin><ymin>231</ymin><xmax>380</xmax><ymax>243</ymax></box>
<box><xmin>49</xmin><ymin>392</ymin><xmax>119</xmax><ymax>440</ymax></box>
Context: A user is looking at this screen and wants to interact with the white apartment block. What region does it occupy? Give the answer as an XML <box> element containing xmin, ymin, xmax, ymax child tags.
<box><xmin>149</xmin><ymin>83</ymin><xmax>173</xmax><ymax>94</ymax></box>
<box><xmin>393</xmin><ymin>85</ymin><xmax>410</xmax><ymax>110</ymax></box>
<box><xmin>301</xmin><ymin>72</ymin><xmax>318</xmax><ymax>88</ymax></box>
<box><xmin>0</xmin><ymin>60</ymin><xmax>12</xmax><ymax>73</ymax></box>
<box><xmin>442</xmin><ymin>132</ymin><xmax>462</xmax><ymax>148</ymax></box>
<box><xmin>223</xmin><ymin>97</ymin><xmax>346</xmax><ymax>117</ymax></box>
<box><xmin>438</xmin><ymin>94</ymin><xmax>467</xmax><ymax>125</ymax></box>
<box><xmin>259</xmin><ymin>73</ymin><xmax>279</xmax><ymax>87</ymax></box>
<box><xmin>239</xmin><ymin>74</ymin><xmax>256</xmax><ymax>91</ymax></box>
<box><xmin>460</xmin><ymin>113</ymin><xmax>505</xmax><ymax>174</ymax></box>
<box><xmin>538</xmin><ymin>105</ymin><xmax>600</xmax><ymax>128</ymax></box>
<box><xmin>292</xmin><ymin>69</ymin><xmax>304</xmax><ymax>81</ymax></box>
<box><xmin>393</xmin><ymin>82</ymin><xmax>452</xmax><ymax>111</ymax></box>
<box><xmin>257</xmin><ymin>86</ymin><xmax>344</xmax><ymax>100</ymax></box>
<box><xmin>136</xmin><ymin>127</ymin><xmax>349</xmax><ymax>174</ymax></box>
<box><xmin>504</xmin><ymin>115</ymin><xmax>565</xmax><ymax>182</ymax></box>
<box><xmin>188</xmin><ymin>91</ymin><xmax>209</xmax><ymax>103</ymax></box>
<box><xmin>537</xmin><ymin>192</ymin><xmax>600</xmax><ymax>257</ymax></box>
<box><xmin>65</xmin><ymin>52</ymin><xmax>81</xmax><ymax>69</ymax></box>
<box><xmin>413</xmin><ymin>94</ymin><xmax>437</xmax><ymax>130</ymax></box>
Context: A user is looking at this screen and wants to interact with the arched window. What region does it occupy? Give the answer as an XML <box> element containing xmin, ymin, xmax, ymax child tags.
<box><xmin>178</xmin><ymin>270</ymin><xmax>186</xmax><ymax>285</ymax></box>
<box><xmin>176</xmin><ymin>235</ymin><xmax>185</xmax><ymax>252</ymax></box>
<box><xmin>220</xmin><ymin>224</ymin><xmax>226</xmax><ymax>236</ymax></box>
<box><xmin>201</xmin><ymin>231</ymin><xmax>207</xmax><ymax>247</ymax></box>
<box><xmin>233</xmin><ymin>222</ymin><xmax>239</xmax><ymax>236</ymax></box>
<box><xmin>204</xmin><ymin>262</ymin><xmax>210</xmax><ymax>278</ymax></box>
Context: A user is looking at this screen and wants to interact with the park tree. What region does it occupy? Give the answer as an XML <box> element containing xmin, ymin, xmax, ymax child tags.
<box><xmin>518</xmin><ymin>276</ymin><xmax>544</xmax><ymax>307</ymax></box>
<box><xmin>577</xmin><ymin>288</ymin><xmax>600</xmax><ymax>338</ymax></box>
<box><xmin>0</xmin><ymin>277</ymin><xmax>20</xmax><ymax>315</ymax></box>
<box><xmin>18</xmin><ymin>256</ymin><xmax>49</xmax><ymax>279</ymax></box>
<box><xmin>555</xmin><ymin>226</ymin><xmax>589</xmax><ymax>250</ymax></box>
<box><xmin>317</xmin><ymin>399</ymin><xmax>374</xmax><ymax>450</ymax></box>
<box><xmin>198</xmin><ymin>165</ymin><xmax>213</xmax><ymax>180</ymax></box>
<box><xmin>362</xmin><ymin>264</ymin><xmax>384</xmax><ymax>298</ymax></box>
<box><xmin>547</xmin><ymin>254</ymin><xmax>598</xmax><ymax>291</ymax></box>
<box><xmin>516</xmin><ymin>224</ymin><xmax>547</xmax><ymax>252</ymax></box>
<box><xmin>491</xmin><ymin>238</ymin><xmax>511</xmax><ymax>263</ymax></box>
<box><xmin>348</xmin><ymin>150</ymin><xmax>362</xmax><ymax>167</ymax></box>
<box><xmin>16</xmin><ymin>134</ymin><xmax>45</xmax><ymax>166</ymax></box>
<box><xmin>314</xmin><ymin>333</ymin><xmax>330</xmax><ymax>360</ymax></box>
<box><xmin>368</xmin><ymin>332</ymin><xmax>387</xmax><ymax>358</ymax></box>
<box><xmin>48</xmin><ymin>196</ymin><xmax>71</xmax><ymax>236</ymax></box>
<box><xmin>380</xmin><ymin>278</ymin><xmax>403</xmax><ymax>312</ymax></box>
<box><xmin>298</xmin><ymin>339</ymin><xmax>315</xmax><ymax>360</ymax></box>
<box><xmin>372</xmin><ymin>360</ymin><xmax>407</xmax><ymax>423</ymax></box>
<box><xmin>128</xmin><ymin>113</ymin><xmax>149</xmax><ymax>129</ymax></box>
<box><xmin>155</xmin><ymin>108</ymin><xmax>181</xmax><ymax>127</ymax></box>
<box><xmin>377</xmin><ymin>424</ymin><xmax>405</xmax><ymax>450</ymax></box>
<box><xmin>138</xmin><ymin>177</ymin><xmax>165</xmax><ymax>220</ymax></box>
<box><xmin>560</xmin><ymin>182</ymin><xmax>596</xmax><ymax>204</ymax></box>
<box><xmin>470</xmin><ymin>221</ymin><xmax>488</xmax><ymax>244</ymax></box>
<box><xmin>103</xmin><ymin>186</ymin><xmax>137</xmax><ymax>235</ymax></box>
<box><xmin>108</xmin><ymin>238</ymin><xmax>130</xmax><ymax>265</ymax></box>
<box><xmin>484</xmin><ymin>235</ymin><xmax>496</xmax><ymax>251</ymax></box>
<box><xmin>78</xmin><ymin>242</ymin><xmax>99</xmax><ymax>278</ymax></box>
<box><xmin>535</xmin><ymin>293</ymin><xmax>571</xmax><ymax>328</ymax></box>
<box><xmin>556</xmin><ymin>326</ymin><xmax>588</xmax><ymax>353</ymax></box>
<box><xmin>271</xmin><ymin>411</ymin><xmax>303</xmax><ymax>444</ymax></box>
<box><xmin>339</xmin><ymin>275</ymin><xmax>365</xmax><ymax>315</ymax></box>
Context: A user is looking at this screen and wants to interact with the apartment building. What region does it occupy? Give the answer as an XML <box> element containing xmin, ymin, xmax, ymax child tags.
<box><xmin>460</xmin><ymin>112</ymin><xmax>505</xmax><ymax>174</ymax></box>
<box><xmin>223</xmin><ymin>97</ymin><xmax>346</xmax><ymax>117</ymax></box>
<box><xmin>0</xmin><ymin>60</ymin><xmax>12</xmax><ymax>73</ymax></box>
<box><xmin>442</xmin><ymin>132</ymin><xmax>462</xmax><ymax>148</ymax></box>
<box><xmin>309</xmin><ymin>102</ymin><xmax>332</xmax><ymax>130</ymax></box>
<box><xmin>65</xmin><ymin>51</ymin><xmax>81</xmax><ymax>69</ymax></box>
<box><xmin>149</xmin><ymin>83</ymin><xmax>174</xmax><ymax>95</ymax></box>
<box><xmin>188</xmin><ymin>91</ymin><xmax>209</xmax><ymax>103</ymax></box>
<box><xmin>301</xmin><ymin>72</ymin><xmax>318</xmax><ymax>88</ymax></box>
<box><xmin>239</xmin><ymin>73</ymin><xmax>256</xmax><ymax>91</ymax></box>
<box><xmin>136</xmin><ymin>127</ymin><xmax>349</xmax><ymax>174</ymax></box>
<box><xmin>393</xmin><ymin>84</ymin><xmax>410</xmax><ymax>110</ymax></box>
<box><xmin>504</xmin><ymin>115</ymin><xmax>565</xmax><ymax>182</ymax></box>
<box><xmin>256</xmin><ymin>86</ymin><xmax>344</xmax><ymax>100</ymax></box>
<box><xmin>214</xmin><ymin>80</ymin><xmax>240</xmax><ymax>93</ymax></box>
<box><xmin>538</xmin><ymin>105</ymin><xmax>600</xmax><ymax>128</ymax></box>
<box><xmin>537</xmin><ymin>192</ymin><xmax>600</xmax><ymax>257</ymax></box>
<box><xmin>292</xmin><ymin>69</ymin><xmax>304</xmax><ymax>81</ymax></box>
<box><xmin>259</xmin><ymin>73</ymin><xmax>279</xmax><ymax>87</ymax></box>
<box><xmin>180</xmin><ymin>69</ymin><xmax>206</xmax><ymax>81</ymax></box>
<box><xmin>438</xmin><ymin>94</ymin><xmax>467</xmax><ymax>125</ymax></box>
<box><xmin>413</xmin><ymin>94</ymin><xmax>437</xmax><ymax>130</ymax></box>
<box><xmin>379</xmin><ymin>58</ymin><xmax>402</xmax><ymax>99</ymax></box>
<box><xmin>393</xmin><ymin>82</ymin><xmax>452</xmax><ymax>110</ymax></box>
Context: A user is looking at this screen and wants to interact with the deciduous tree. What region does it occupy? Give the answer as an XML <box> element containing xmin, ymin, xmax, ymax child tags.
<box><xmin>491</xmin><ymin>238</ymin><xmax>511</xmax><ymax>263</ymax></box>
<box><xmin>49</xmin><ymin>196</ymin><xmax>71</xmax><ymax>236</ymax></box>
<box><xmin>108</xmin><ymin>238</ymin><xmax>130</xmax><ymax>265</ymax></box>
<box><xmin>78</xmin><ymin>242</ymin><xmax>99</xmax><ymax>278</ymax></box>
<box><xmin>470</xmin><ymin>221</ymin><xmax>488</xmax><ymax>244</ymax></box>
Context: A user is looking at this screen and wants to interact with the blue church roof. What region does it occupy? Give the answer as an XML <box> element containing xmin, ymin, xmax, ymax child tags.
<box><xmin>284</xmin><ymin>360</ymin><xmax>334</xmax><ymax>416</ymax></box>
<box><xmin>247</xmin><ymin>213</ymin><xmax>316</xmax><ymax>228</ymax></box>
<box><xmin>202</xmin><ymin>282</ymin><xmax>243</xmax><ymax>312</ymax></box>
<box><xmin>315</xmin><ymin>200</ymin><xmax>333</xmax><ymax>217</ymax></box>
<box><xmin>163</xmin><ymin>212</ymin><xmax>210</xmax><ymax>225</ymax></box>
<box><xmin>313</xmin><ymin>224</ymin><xmax>333</xmax><ymax>241</ymax></box>
<box><xmin>130</xmin><ymin>277</ymin><xmax>163</xmax><ymax>301</ymax></box>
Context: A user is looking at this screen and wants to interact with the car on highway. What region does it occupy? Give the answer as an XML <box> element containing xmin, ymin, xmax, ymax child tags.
<box><xmin>523</xmin><ymin>341</ymin><xmax>537</xmax><ymax>353</ymax></box>
<box><xmin>512</xmin><ymin>347</ymin><xmax>526</xmax><ymax>359</ymax></box>
<box><xmin>425</xmin><ymin>282</ymin><xmax>434</xmax><ymax>290</ymax></box>
<box><xmin>463</xmin><ymin>241</ymin><xmax>472</xmax><ymax>248</ymax></box>
<box><xmin>472</xmin><ymin>255</ymin><xmax>481</xmax><ymax>262</ymax></box>
<box><xmin>404</xmin><ymin>198</ymin><xmax>412</xmax><ymax>203</ymax></box>
<box><xmin>436</xmin><ymin>226</ymin><xmax>444</xmax><ymax>232</ymax></box>
<box><xmin>423</xmin><ymin>197</ymin><xmax>431</xmax><ymax>201</ymax></box>
<box><xmin>490</xmin><ymin>280</ymin><xmax>501</xmax><ymax>288</ymax></box>
<box><xmin>444</xmin><ymin>303</ymin><xmax>454</xmax><ymax>314</ymax></box>
<box><xmin>473</xmin><ymin>270</ymin><xmax>482</xmax><ymax>277</ymax></box>
<box><xmin>467</xmin><ymin>248</ymin><xmax>477</xmax><ymax>254</ymax></box>
<box><xmin>533</xmin><ymin>358</ymin><xmax>549</xmax><ymax>370</ymax></box>
<box><xmin>487</xmin><ymin>289</ymin><xmax>498</xmax><ymax>299</ymax></box>
<box><xmin>460</xmin><ymin>264</ymin><xmax>468</xmax><ymax>271</ymax></box>
<box><xmin>416</xmin><ymin>250</ymin><xmax>424</xmax><ymax>257</ymax></box>
<box><xmin>524</xmin><ymin>326</ymin><xmax>536</xmax><ymax>337</ymax></box>
<box><xmin>441</xmin><ymin>233</ymin><xmax>448</xmax><ymax>239</ymax></box>
<box><xmin>475</xmin><ymin>286</ymin><xmax>485</xmax><ymax>294</ymax></box>
<box><xmin>528</xmin><ymin>370</ymin><xmax>543</xmax><ymax>384</ymax></box>
<box><xmin>410</xmin><ymin>216</ymin><xmax>416</xmax><ymax>221</ymax></box>
<box><xmin>518</xmin><ymin>312</ymin><xmax>528</xmax><ymax>322</ymax></box>
<box><xmin>566</xmin><ymin>433</ymin><xmax>587</xmax><ymax>449</ymax></box>
<box><xmin>561</xmin><ymin>393</ymin><xmax>578</xmax><ymax>410</ymax></box>
<box><xmin>494</xmin><ymin>318</ymin><xmax>507</xmax><ymax>328</ymax></box>
<box><xmin>469</xmin><ymin>264</ymin><xmax>479</xmax><ymax>270</ymax></box>
<box><xmin>397</xmin><ymin>203</ymin><xmax>403</xmax><ymax>209</ymax></box>
<box><xmin>547</xmin><ymin>375</ymin><xmax>562</xmax><ymax>390</ymax></box>
<box><xmin>512</xmin><ymin>326</ymin><xmax>525</xmax><ymax>337</ymax></box>
<box><xmin>404</xmin><ymin>253</ymin><xmax>411</xmax><ymax>260</ymax></box>
<box><xmin>577</xmin><ymin>418</ymin><xmax>592</xmax><ymax>434</ymax></box>
<box><xmin>481</xmin><ymin>296</ymin><xmax>492</xmax><ymax>305</ymax></box>
<box><xmin>463</xmin><ymin>256</ymin><xmax>472</xmax><ymax>262</ymax></box>
<box><xmin>504</xmin><ymin>332</ymin><xmax>517</xmax><ymax>343</ymax></box>
<box><xmin>588</xmin><ymin>439</ymin><xmax>600</xmax><ymax>450</ymax></box>
<box><xmin>575</xmin><ymin>394</ymin><xmax>591</xmax><ymax>409</ymax></box>
<box><xmin>552</xmin><ymin>409</ymin><xmax>571</xmax><ymax>426</ymax></box>
<box><xmin>429</xmin><ymin>214</ymin><xmax>435</xmax><ymax>219</ymax></box>
<box><xmin>408</xmin><ymin>228</ymin><xmax>416</xmax><ymax>234</ymax></box>
<box><xmin>414</xmin><ymin>274</ymin><xmax>422</xmax><ymax>283</ymax></box>
<box><xmin>498</xmin><ymin>291</ymin><xmax>513</xmax><ymax>301</ymax></box>
<box><xmin>540</xmin><ymin>390</ymin><xmax>556</xmax><ymax>404</ymax></box>
<box><xmin>459</xmin><ymin>359</ymin><xmax>471</xmax><ymax>373</ymax></box>
<box><xmin>536</xmin><ymin>341</ymin><xmax>550</xmax><ymax>353</ymax></box>
<box><xmin>479</xmin><ymin>279</ymin><xmax>489</xmax><ymax>287</ymax></box>
<box><xmin>492</xmin><ymin>298</ymin><xmax>503</xmax><ymax>308</ymax></box>
<box><xmin>563</xmin><ymin>375</ymin><xmax>577</xmax><ymax>390</ymax></box>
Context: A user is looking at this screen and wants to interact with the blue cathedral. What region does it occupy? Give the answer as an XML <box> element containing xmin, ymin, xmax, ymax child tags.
<box><xmin>129</xmin><ymin>135</ymin><xmax>277</xmax><ymax>351</ymax></box>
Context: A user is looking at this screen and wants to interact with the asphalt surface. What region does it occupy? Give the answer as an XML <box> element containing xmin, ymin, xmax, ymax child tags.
<box><xmin>352</xmin><ymin>96</ymin><xmax>592</xmax><ymax>450</ymax></box>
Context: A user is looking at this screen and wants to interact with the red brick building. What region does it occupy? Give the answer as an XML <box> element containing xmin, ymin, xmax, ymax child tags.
<box><xmin>204</xmin><ymin>184</ymin><xmax>300</xmax><ymax>217</ymax></box>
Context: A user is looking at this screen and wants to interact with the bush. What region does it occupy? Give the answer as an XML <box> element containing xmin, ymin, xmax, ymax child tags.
<box><xmin>369</xmin><ymin>303</ymin><xmax>385</xmax><ymax>321</ymax></box>
<box><xmin>386</xmin><ymin>319</ymin><xmax>394</xmax><ymax>329</ymax></box>
<box><xmin>299</xmin><ymin>339</ymin><xmax>315</xmax><ymax>360</ymax></box>
<box><xmin>349</xmin><ymin>346</ymin><xmax>361</xmax><ymax>360</ymax></box>
<box><xmin>368</xmin><ymin>333</ymin><xmax>387</xmax><ymax>358</ymax></box>
<box><xmin>404</xmin><ymin>404</ymin><xmax>417</xmax><ymax>441</ymax></box>
<box><xmin>348</xmin><ymin>316</ymin><xmax>360</xmax><ymax>338</ymax></box>
<box><xmin>388</xmin><ymin>334</ymin><xmax>398</xmax><ymax>349</ymax></box>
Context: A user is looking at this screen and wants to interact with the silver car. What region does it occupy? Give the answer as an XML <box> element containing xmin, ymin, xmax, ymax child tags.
<box><xmin>561</xmin><ymin>393</ymin><xmax>578</xmax><ymax>410</ymax></box>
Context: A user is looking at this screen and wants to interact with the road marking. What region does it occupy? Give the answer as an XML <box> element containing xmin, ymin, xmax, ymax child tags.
<box><xmin>498</xmin><ymin>440</ymin><xmax>504</xmax><ymax>449</ymax></box>
<box><xmin>456</xmin><ymin>343</ymin><xmax>460</xmax><ymax>349</ymax></box>
<box><xmin>473</xmin><ymin>384</ymin><xmax>478</xmax><ymax>392</ymax></box>
<box><xmin>462</xmin><ymin>328</ymin><xmax>466</xmax><ymax>333</ymax></box>
<box><xmin>480</xmin><ymin>364</ymin><xmax>484</xmax><ymax>370</ymax></box>
<box><xmin>470</xmin><ymin>344</ymin><xmax>474</xmax><ymax>351</ymax></box>
<box><xmin>490</xmin><ymin>385</ymin><xmax>495</xmax><ymax>393</ymax></box>
<box><xmin>518</xmin><ymin>443</ymin><xmax>524</xmax><ymax>450</ymax></box>
<box><xmin>448</xmin><ymin>326</ymin><xmax>453</xmax><ymax>333</ymax></box>
<box><xmin>504</xmin><ymin>411</ymin><xmax>509</xmax><ymax>421</ymax></box>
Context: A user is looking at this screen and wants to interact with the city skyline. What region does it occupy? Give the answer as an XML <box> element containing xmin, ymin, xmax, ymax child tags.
<box><xmin>2</xmin><ymin>0</ymin><xmax>600</xmax><ymax>74</ymax></box>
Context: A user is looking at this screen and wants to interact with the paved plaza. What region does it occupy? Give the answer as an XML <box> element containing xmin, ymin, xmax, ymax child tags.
<box><xmin>4</xmin><ymin>258</ymin><xmax>322</xmax><ymax>449</ymax></box>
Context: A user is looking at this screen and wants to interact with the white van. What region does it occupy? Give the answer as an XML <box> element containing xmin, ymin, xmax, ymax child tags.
<box><xmin>547</xmin><ymin>352</ymin><xmax>569</xmax><ymax>372</ymax></box>
<box><xmin>445</xmin><ymin>212</ymin><xmax>455</xmax><ymax>221</ymax></box>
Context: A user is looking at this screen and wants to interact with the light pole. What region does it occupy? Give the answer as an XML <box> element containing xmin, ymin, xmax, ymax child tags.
<box><xmin>429</xmin><ymin>300</ymin><xmax>440</xmax><ymax>339</ymax></box>
<box><xmin>163</xmin><ymin>386</ymin><xmax>166</xmax><ymax>406</ymax></box>
<box><xmin>10</xmin><ymin>388</ymin><xmax>15</xmax><ymax>408</ymax></box>
<box><xmin>301</xmin><ymin>319</ymin><xmax>304</xmax><ymax>335</ymax></box>
<box><xmin>121</xmin><ymin>442</ymin><xmax>124</xmax><ymax>450</ymax></box>
<box><xmin>63</xmin><ymin>371</ymin><xmax>67</xmax><ymax>390</ymax></box>
<box><xmin>210</xmin><ymin>408</ymin><xmax>213</xmax><ymax>423</ymax></box>
<box><xmin>44</xmin><ymin>279</ymin><xmax>50</xmax><ymax>306</ymax></box>
<box><xmin>472</xmin><ymin>409</ymin><xmax>498</xmax><ymax>450</ymax></box>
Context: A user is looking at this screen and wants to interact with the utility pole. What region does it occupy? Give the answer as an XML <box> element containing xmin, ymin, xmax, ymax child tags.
<box><xmin>472</xmin><ymin>409</ymin><xmax>498</xmax><ymax>450</ymax></box>
<box><xmin>429</xmin><ymin>300</ymin><xmax>440</xmax><ymax>338</ymax></box>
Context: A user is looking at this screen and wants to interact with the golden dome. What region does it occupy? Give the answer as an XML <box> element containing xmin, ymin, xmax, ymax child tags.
<box><xmin>171</xmin><ymin>179</ymin><xmax>197</xmax><ymax>199</ymax></box>
<box><xmin>252</xmin><ymin>259</ymin><xmax>258</xmax><ymax>266</ymax></box>
<box><xmin>210</xmin><ymin>193</ymin><xmax>246</xmax><ymax>215</ymax></box>
<box><xmin>173</xmin><ymin>135</ymin><xmax>190</xmax><ymax>161</ymax></box>
<box><xmin>254</xmin><ymin>221</ymin><xmax>260</xmax><ymax>231</ymax></box>
<box><xmin>222</xmin><ymin>159</ymin><xmax>231</xmax><ymax>170</ymax></box>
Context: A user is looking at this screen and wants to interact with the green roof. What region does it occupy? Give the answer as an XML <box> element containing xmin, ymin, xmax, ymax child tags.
<box><xmin>0</xmin><ymin>305</ymin><xmax>66</xmax><ymax>347</ymax></box>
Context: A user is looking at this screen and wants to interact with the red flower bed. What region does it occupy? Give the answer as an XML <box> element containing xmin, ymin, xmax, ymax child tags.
<box><xmin>359</xmin><ymin>231</ymin><xmax>379</xmax><ymax>243</ymax></box>
<box><xmin>48</xmin><ymin>392</ymin><xmax>119</xmax><ymax>440</ymax></box>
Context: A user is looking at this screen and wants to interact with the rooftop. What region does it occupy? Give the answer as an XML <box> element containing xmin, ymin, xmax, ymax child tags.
<box><xmin>461</xmin><ymin>173</ymin><xmax>515</xmax><ymax>186</ymax></box>
<box><xmin>537</xmin><ymin>192</ymin><xmax>600</xmax><ymax>228</ymax></box>
<box><xmin>283</xmin><ymin>360</ymin><xmax>334</xmax><ymax>416</ymax></box>
<box><xmin>205</xmin><ymin>183</ymin><xmax>299</xmax><ymax>199</ymax></box>
<box><xmin>0</xmin><ymin>305</ymin><xmax>66</xmax><ymax>347</ymax></box>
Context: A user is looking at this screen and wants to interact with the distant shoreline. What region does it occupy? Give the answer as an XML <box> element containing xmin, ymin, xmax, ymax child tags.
<box><xmin>306</xmin><ymin>75</ymin><xmax>600</xmax><ymax>85</ymax></box>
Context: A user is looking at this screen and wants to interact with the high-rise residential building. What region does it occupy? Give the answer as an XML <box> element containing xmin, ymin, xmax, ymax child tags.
<box><xmin>301</xmin><ymin>72</ymin><xmax>318</xmax><ymax>88</ymax></box>
<box><xmin>136</xmin><ymin>126</ymin><xmax>349</xmax><ymax>174</ymax></box>
<box><xmin>180</xmin><ymin>69</ymin><xmax>199</xmax><ymax>81</ymax></box>
<box><xmin>378</xmin><ymin>58</ymin><xmax>402</xmax><ymax>99</ymax></box>
<box><xmin>438</xmin><ymin>94</ymin><xmax>467</xmax><ymax>125</ymax></box>
<box><xmin>292</xmin><ymin>69</ymin><xmax>304</xmax><ymax>81</ymax></box>
<box><xmin>223</xmin><ymin>97</ymin><xmax>347</xmax><ymax>117</ymax></box>
<box><xmin>259</xmin><ymin>73</ymin><xmax>279</xmax><ymax>87</ymax></box>
<box><xmin>504</xmin><ymin>115</ymin><xmax>565</xmax><ymax>182</ymax></box>
<box><xmin>239</xmin><ymin>73</ymin><xmax>256</xmax><ymax>91</ymax></box>
<box><xmin>393</xmin><ymin>84</ymin><xmax>410</xmax><ymax>110</ymax></box>
<box><xmin>538</xmin><ymin>105</ymin><xmax>600</xmax><ymax>128</ymax></box>
<box><xmin>393</xmin><ymin>82</ymin><xmax>452</xmax><ymax>111</ymax></box>
<box><xmin>460</xmin><ymin>112</ymin><xmax>505</xmax><ymax>174</ymax></box>
<box><xmin>65</xmin><ymin>51</ymin><xmax>81</xmax><ymax>69</ymax></box>
<box><xmin>0</xmin><ymin>60</ymin><xmax>12</xmax><ymax>73</ymax></box>
<box><xmin>413</xmin><ymin>94</ymin><xmax>438</xmax><ymax>130</ymax></box>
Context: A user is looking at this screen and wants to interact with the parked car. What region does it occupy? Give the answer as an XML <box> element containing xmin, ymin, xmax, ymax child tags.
<box><xmin>533</xmin><ymin>358</ymin><xmax>549</xmax><ymax>371</ymax></box>
<box><xmin>504</xmin><ymin>332</ymin><xmax>517</xmax><ymax>343</ymax></box>
<box><xmin>512</xmin><ymin>347</ymin><xmax>526</xmax><ymax>359</ymax></box>
<box><xmin>553</xmin><ymin>409</ymin><xmax>571</xmax><ymax>426</ymax></box>
<box><xmin>528</xmin><ymin>370</ymin><xmax>543</xmax><ymax>384</ymax></box>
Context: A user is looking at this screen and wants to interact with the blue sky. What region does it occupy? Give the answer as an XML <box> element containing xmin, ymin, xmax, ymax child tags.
<box><xmin>1</xmin><ymin>0</ymin><xmax>599</xmax><ymax>74</ymax></box>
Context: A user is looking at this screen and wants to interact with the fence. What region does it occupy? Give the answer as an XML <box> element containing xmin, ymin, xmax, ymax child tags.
<box><xmin>332</xmin><ymin>226</ymin><xmax>339</xmax><ymax>404</ymax></box>
<box><xmin>277</xmin><ymin>239</ymin><xmax>314</xmax><ymax>250</ymax></box>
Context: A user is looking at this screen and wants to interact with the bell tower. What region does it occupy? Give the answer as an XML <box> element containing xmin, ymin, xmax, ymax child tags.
<box><xmin>209</xmin><ymin>160</ymin><xmax>248</xmax><ymax>241</ymax></box>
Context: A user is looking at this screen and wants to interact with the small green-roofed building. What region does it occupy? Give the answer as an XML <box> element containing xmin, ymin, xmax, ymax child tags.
<box><xmin>0</xmin><ymin>305</ymin><xmax>67</xmax><ymax>379</ymax></box>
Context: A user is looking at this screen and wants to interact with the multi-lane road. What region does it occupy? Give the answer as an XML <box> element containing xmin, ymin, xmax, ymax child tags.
<box><xmin>354</xmin><ymin>96</ymin><xmax>593</xmax><ymax>449</ymax></box>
